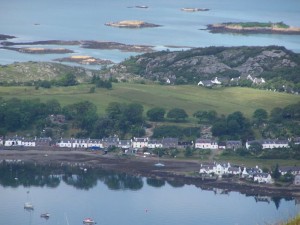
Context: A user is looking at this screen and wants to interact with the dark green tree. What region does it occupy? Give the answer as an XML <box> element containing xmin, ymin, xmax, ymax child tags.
<box><xmin>167</xmin><ymin>108</ymin><xmax>188</xmax><ymax>122</ymax></box>
<box><xmin>272</xmin><ymin>164</ymin><xmax>281</xmax><ymax>180</ymax></box>
<box><xmin>146</xmin><ymin>107</ymin><xmax>166</xmax><ymax>121</ymax></box>
<box><xmin>253</xmin><ymin>108</ymin><xmax>268</xmax><ymax>124</ymax></box>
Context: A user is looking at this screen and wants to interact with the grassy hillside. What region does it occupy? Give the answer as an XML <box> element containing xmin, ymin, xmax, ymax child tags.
<box><xmin>0</xmin><ymin>62</ymin><xmax>99</xmax><ymax>83</ymax></box>
<box><xmin>0</xmin><ymin>83</ymin><xmax>298</xmax><ymax>118</ymax></box>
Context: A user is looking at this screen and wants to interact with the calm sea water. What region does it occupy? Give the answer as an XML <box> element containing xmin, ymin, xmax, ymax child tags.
<box><xmin>0</xmin><ymin>163</ymin><xmax>299</xmax><ymax>225</ymax></box>
<box><xmin>0</xmin><ymin>0</ymin><xmax>300</xmax><ymax>66</ymax></box>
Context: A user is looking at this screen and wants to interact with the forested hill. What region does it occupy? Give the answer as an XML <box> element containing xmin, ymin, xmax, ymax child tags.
<box><xmin>110</xmin><ymin>46</ymin><xmax>300</xmax><ymax>86</ymax></box>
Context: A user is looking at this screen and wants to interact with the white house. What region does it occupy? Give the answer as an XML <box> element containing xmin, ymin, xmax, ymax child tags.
<box><xmin>147</xmin><ymin>139</ymin><xmax>163</xmax><ymax>149</ymax></box>
<box><xmin>261</xmin><ymin>139</ymin><xmax>289</xmax><ymax>149</ymax></box>
<box><xmin>242</xmin><ymin>166</ymin><xmax>263</xmax><ymax>178</ymax></box>
<box><xmin>228</xmin><ymin>167</ymin><xmax>241</xmax><ymax>175</ymax></box>
<box><xmin>118</xmin><ymin>140</ymin><xmax>131</xmax><ymax>149</ymax></box>
<box><xmin>57</xmin><ymin>138</ymin><xmax>73</xmax><ymax>148</ymax></box>
<box><xmin>253</xmin><ymin>173</ymin><xmax>273</xmax><ymax>184</ymax></box>
<box><xmin>199</xmin><ymin>162</ymin><xmax>231</xmax><ymax>176</ymax></box>
<box><xmin>279</xmin><ymin>166</ymin><xmax>300</xmax><ymax>176</ymax></box>
<box><xmin>195</xmin><ymin>139</ymin><xmax>218</xmax><ymax>149</ymax></box>
<box><xmin>294</xmin><ymin>175</ymin><xmax>300</xmax><ymax>185</ymax></box>
<box><xmin>211</xmin><ymin>77</ymin><xmax>222</xmax><ymax>85</ymax></box>
<box><xmin>199</xmin><ymin>163</ymin><xmax>215</xmax><ymax>174</ymax></box>
<box><xmin>246</xmin><ymin>139</ymin><xmax>289</xmax><ymax>149</ymax></box>
<box><xmin>73</xmin><ymin>139</ymin><xmax>89</xmax><ymax>148</ymax></box>
<box><xmin>4</xmin><ymin>137</ymin><xmax>23</xmax><ymax>146</ymax></box>
<box><xmin>132</xmin><ymin>137</ymin><xmax>148</xmax><ymax>149</ymax></box>
<box><xmin>21</xmin><ymin>138</ymin><xmax>36</xmax><ymax>147</ymax></box>
<box><xmin>88</xmin><ymin>139</ymin><xmax>103</xmax><ymax>149</ymax></box>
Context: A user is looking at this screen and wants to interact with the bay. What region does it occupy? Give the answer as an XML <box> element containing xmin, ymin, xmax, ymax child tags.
<box><xmin>0</xmin><ymin>163</ymin><xmax>299</xmax><ymax>225</ymax></box>
<box><xmin>0</xmin><ymin>0</ymin><xmax>300</xmax><ymax>66</ymax></box>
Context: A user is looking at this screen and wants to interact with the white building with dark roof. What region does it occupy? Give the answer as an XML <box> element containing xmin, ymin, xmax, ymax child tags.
<box><xmin>246</xmin><ymin>139</ymin><xmax>289</xmax><ymax>149</ymax></box>
<box><xmin>195</xmin><ymin>139</ymin><xmax>218</xmax><ymax>149</ymax></box>
<box><xmin>253</xmin><ymin>173</ymin><xmax>273</xmax><ymax>184</ymax></box>
<box><xmin>132</xmin><ymin>137</ymin><xmax>148</xmax><ymax>149</ymax></box>
<box><xmin>147</xmin><ymin>139</ymin><xmax>163</xmax><ymax>149</ymax></box>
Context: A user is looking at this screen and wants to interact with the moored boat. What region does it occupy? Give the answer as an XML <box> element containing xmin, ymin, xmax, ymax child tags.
<box><xmin>24</xmin><ymin>202</ymin><xmax>34</xmax><ymax>210</ymax></box>
<box><xmin>83</xmin><ymin>218</ymin><xmax>96</xmax><ymax>224</ymax></box>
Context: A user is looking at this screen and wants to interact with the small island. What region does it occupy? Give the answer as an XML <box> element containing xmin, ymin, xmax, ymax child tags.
<box><xmin>105</xmin><ymin>20</ymin><xmax>161</xmax><ymax>28</ymax></box>
<box><xmin>54</xmin><ymin>55</ymin><xmax>114</xmax><ymax>65</ymax></box>
<box><xmin>207</xmin><ymin>22</ymin><xmax>300</xmax><ymax>34</ymax></box>
<box><xmin>0</xmin><ymin>34</ymin><xmax>16</xmax><ymax>41</ymax></box>
<box><xmin>181</xmin><ymin>8</ymin><xmax>209</xmax><ymax>12</ymax></box>
<box><xmin>1</xmin><ymin>47</ymin><xmax>74</xmax><ymax>54</ymax></box>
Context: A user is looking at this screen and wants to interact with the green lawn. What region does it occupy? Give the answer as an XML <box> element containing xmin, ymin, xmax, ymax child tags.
<box><xmin>0</xmin><ymin>83</ymin><xmax>299</xmax><ymax>118</ymax></box>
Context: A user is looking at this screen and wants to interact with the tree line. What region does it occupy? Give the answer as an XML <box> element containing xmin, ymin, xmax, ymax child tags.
<box><xmin>0</xmin><ymin>97</ymin><xmax>299</xmax><ymax>143</ymax></box>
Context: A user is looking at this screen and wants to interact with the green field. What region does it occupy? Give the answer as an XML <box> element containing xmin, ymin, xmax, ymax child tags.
<box><xmin>0</xmin><ymin>83</ymin><xmax>299</xmax><ymax>118</ymax></box>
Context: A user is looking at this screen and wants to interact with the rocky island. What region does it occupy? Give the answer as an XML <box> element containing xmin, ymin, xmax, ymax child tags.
<box><xmin>0</xmin><ymin>34</ymin><xmax>16</xmax><ymax>41</ymax></box>
<box><xmin>2</xmin><ymin>40</ymin><xmax>154</xmax><ymax>53</ymax></box>
<box><xmin>207</xmin><ymin>22</ymin><xmax>300</xmax><ymax>34</ymax></box>
<box><xmin>54</xmin><ymin>55</ymin><xmax>114</xmax><ymax>65</ymax></box>
<box><xmin>181</xmin><ymin>8</ymin><xmax>209</xmax><ymax>12</ymax></box>
<box><xmin>1</xmin><ymin>47</ymin><xmax>74</xmax><ymax>54</ymax></box>
<box><xmin>105</xmin><ymin>20</ymin><xmax>161</xmax><ymax>28</ymax></box>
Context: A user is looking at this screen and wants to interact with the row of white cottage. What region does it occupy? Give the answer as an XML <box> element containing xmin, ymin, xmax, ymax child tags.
<box><xmin>195</xmin><ymin>139</ymin><xmax>293</xmax><ymax>150</ymax></box>
<box><xmin>1</xmin><ymin>136</ymin><xmax>296</xmax><ymax>150</ymax></box>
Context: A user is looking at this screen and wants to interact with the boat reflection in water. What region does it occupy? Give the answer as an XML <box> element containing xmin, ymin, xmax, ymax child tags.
<box><xmin>40</xmin><ymin>213</ymin><xmax>50</xmax><ymax>219</ymax></box>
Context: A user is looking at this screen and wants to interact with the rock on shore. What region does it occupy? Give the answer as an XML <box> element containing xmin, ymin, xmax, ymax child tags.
<box><xmin>54</xmin><ymin>55</ymin><xmax>114</xmax><ymax>65</ymax></box>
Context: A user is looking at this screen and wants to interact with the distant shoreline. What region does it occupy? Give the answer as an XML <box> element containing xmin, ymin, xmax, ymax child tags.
<box><xmin>207</xmin><ymin>22</ymin><xmax>300</xmax><ymax>34</ymax></box>
<box><xmin>1</xmin><ymin>149</ymin><xmax>300</xmax><ymax>198</ymax></box>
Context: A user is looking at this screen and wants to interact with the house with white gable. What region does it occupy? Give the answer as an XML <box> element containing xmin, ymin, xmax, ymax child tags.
<box><xmin>132</xmin><ymin>137</ymin><xmax>148</xmax><ymax>149</ymax></box>
<box><xmin>199</xmin><ymin>163</ymin><xmax>215</xmax><ymax>174</ymax></box>
<box><xmin>211</xmin><ymin>77</ymin><xmax>222</xmax><ymax>85</ymax></box>
<box><xmin>214</xmin><ymin>163</ymin><xmax>231</xmax><ymax>176</ymax></box>
<box><xmin>246</xmin><ymin>74</ymin><xmax>266</xmax><ymax>85</ymax></box>
<box><xmin>195</xmin><ymin>139</ymin><xmax>218</xmax><ymax>149</ymax></box>
<box><xmin>198</xmin><ymin>80</ymin><xmax>213</xmax><ymax>87</ymax></box>
<box><xmin>253</xmin><ymin>173</ymin><xmax>273</xmax><ymax>184</ymax></box>
<box><xmin>199</xmin><ymin>162</ymin><xmax>231</xmax><ymax>176</ymax></box>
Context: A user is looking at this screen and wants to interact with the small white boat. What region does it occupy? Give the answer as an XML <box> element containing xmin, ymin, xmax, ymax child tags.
<box><xmin>155</xmin><ymin>162</ymin><xmax>165</xmax><ymax>167</ymax></box>
<box><xmin>41</xmin><ymin>213</ymin><xmax>50</xmax><ymax>219</ymax></box>
<box><xmin>83</xmin><ymin>218</ymin><xmax>96</xmax><ymax>224</ymax></box>
<box><xmin>24</xmin><ymin>202</ymin><xmax>34</xmax><ymax>210</ymax></box>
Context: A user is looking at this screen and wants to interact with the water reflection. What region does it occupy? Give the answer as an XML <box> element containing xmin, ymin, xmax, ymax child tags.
<box><xmin>0</xmin><ymin>161</ymin><xmax>296</xmax><ymax>210</ymax></box>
